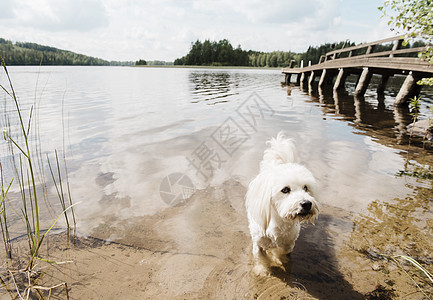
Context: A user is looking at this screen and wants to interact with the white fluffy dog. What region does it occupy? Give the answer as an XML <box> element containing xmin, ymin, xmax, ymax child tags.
<box><xmin>245</xmin><ymin>132</ymin><xmax>319</xmax><ymax>276</ymax></box>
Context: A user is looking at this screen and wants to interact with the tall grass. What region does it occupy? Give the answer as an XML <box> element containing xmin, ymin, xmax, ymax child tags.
<box><xmin>0</xmin><ymin>164</ymin><xmax>13</xmax><ymax>259</ymax></box>
<box><xmin>0</xmin><ymin>56</ymin><xmax>76</xmax><ymax>296</ymax></box>
<box><xmin>381</xmin><ymin>254</ymin><xmax>433</xmax><ymax>299</ymax></box>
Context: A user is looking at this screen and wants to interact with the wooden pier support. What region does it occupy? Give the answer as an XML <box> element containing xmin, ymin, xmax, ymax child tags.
<box><xmin>394</xmin><ymin>72</ymin><xmax>423</xmax><ymax>107</ymax></box>
<box><xmin>377</xmin><ymin>73</ymin><xmax>391</xmax><ymax>96</ymax></box>
<box><xmin>285</xmin><ymin>73</ymin><xmax>291</xmax><ymax>85</ymax></box>
<box><xmin>318</xmin><ymin>69</ymin><xmax>336</xmax><ymax>88</ymax></box>
<box><xmin>318</xmin><ymin>69</ymin><xmax>328</xmax><ymax>88</ymax></box>
<box><xmin>354</xmin><ymin>68</ymin><xmax>373</xmax><ymax>97</ymax></box>
<box><xmin>299</xmin><ymin>72</ymin><xmax>308</xmax><ymax>90</ymax></box>
<box><xmin>333</xmin><ymin>68</ymin><xmax>348</xmax><ymax>91</ymax></box>
<box><xmin>308</xmin><ymin>71</ymin><xmax>316</xmax><ymax>86</ymax></box>
<box><xmin>282</xmin><ymin>36</ymin><xmax>433</xmax><ymax>106</ymax></box>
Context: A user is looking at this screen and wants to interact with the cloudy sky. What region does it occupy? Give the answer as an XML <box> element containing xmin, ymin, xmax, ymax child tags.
<box><xmin>0</xmin><ymin>0</ymin><xmax>394</xmax><ymax>62</ymax></box>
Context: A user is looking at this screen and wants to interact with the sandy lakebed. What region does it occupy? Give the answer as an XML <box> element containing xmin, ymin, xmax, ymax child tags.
<box><xmin>0</xmin><ymin>66</ymin><xmax>432</xmax><ymax>299</ymax></box>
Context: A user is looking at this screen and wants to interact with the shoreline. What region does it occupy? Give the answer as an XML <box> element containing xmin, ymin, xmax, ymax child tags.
<box><xmin>5</xmin><ymin>64</ymin><xmax>282</xmax><ymax>71</ymax></box>
<box><xmin>133</xmin><ymin>64</ymin><xmax>282</xmax><ymax>70</ymax></box>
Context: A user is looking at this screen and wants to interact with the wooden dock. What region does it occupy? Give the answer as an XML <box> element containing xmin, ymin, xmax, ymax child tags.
<box><xmin>282</xmin><ymin>36</ymin><xmax>433</xmax><ymax>106</ymax></box>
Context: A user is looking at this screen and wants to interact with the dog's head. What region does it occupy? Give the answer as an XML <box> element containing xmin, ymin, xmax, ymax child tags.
<box><xmin>246</xmin><ymin>163</ymin><xmax>319</xmax><ymax>232</ymax></box>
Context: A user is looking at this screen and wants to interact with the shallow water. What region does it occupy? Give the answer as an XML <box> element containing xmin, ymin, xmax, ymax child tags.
<box><xmin>0</xmin><ymin>66</ymin><xmax>432</xmax><ymax>298</ymax></box>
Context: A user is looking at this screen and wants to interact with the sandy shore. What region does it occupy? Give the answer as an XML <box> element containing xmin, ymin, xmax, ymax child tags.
<box><xmin>2</xmin><ymin>178</ymin><xmax>431</xmax><ymax>299</ymax></box>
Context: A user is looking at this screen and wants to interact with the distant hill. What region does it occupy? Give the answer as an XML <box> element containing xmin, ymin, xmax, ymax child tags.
<box><xmin>0</xmin><ymin>38</ymin><xmax>133</xmax><ymax>66</ymax></box>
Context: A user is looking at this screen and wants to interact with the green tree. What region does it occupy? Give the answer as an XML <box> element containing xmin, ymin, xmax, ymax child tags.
<box><xmin>174</xmin><ymin>39</ymin><xmax>250</xmax><ymax>66</ymax></box>
<box><xmin>0</xmin><ymin>39</ymin><xmax>112</xmax><ymax>66</ymax></box>
<box><xmin>135</xmin><ymin>59</ymin><xmax>147</xmax><ymax>66</ymax></box>
<box><xmin>269</xmin><ymin>54</ymin><xmax>277</xmax><ymax>67</ymax></box>
<box><xmin>202</xmin><ymin>39</ymin><xmax>213</xmax><ymax>65</ymax></box>
<box><xmin>379</xmin><ymin>0</ymin><xmax>433</xmax><ymax>85</ymax></box>
<box><xmin>258</xmin><ymin>53</ymin><xmax>264</xmax><ymax>67</ymax></box>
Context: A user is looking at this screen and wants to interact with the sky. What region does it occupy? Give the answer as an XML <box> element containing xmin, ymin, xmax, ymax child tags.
<box><xmin>0</xmin><ymin>0</ymin><xmax>395</xmax><ymax>62</ymax></box>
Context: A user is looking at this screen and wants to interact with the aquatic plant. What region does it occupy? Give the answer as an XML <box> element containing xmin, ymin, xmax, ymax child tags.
<box><xmin>0</xmin><ymin>164</ymin><xmax>13</xmax><ymax>259</ymax></box>
<box><xmin>382</xmin><ymin>254</ymin><xmax>433</xmax><ymax>300</ymax></box>
<box><xmin>350</xmin><ymin>182</ymin><xmax>433</xmax><ymax>299</ymax></box>
<box><xmin>409</xmin><ymin>95</ymin><xmax>421</xmax><ymax>120</ymax></box>
<box><xmin>0</xmin><ymin>55</ymin><xmax>76</xmax><ymax>297</ymax></box>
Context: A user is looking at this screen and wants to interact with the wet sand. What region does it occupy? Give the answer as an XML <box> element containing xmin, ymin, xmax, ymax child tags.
<box><xmin>1</xmin><ymin>68</ymin><xmax>433</xmax><ymax>299</ymax></box>
<box><xmin>3</xmin><ymin>178</ymin><xmax>431</xmax><ymax>299</ymax></box>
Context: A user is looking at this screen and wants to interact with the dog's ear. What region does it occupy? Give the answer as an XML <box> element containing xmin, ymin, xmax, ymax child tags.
<box><xmin>245</xmin><ymin>172</ymin><xmax>274</xmax><ymax>233</ymax></box>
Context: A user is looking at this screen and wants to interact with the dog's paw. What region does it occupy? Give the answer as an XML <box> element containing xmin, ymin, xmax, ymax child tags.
<box><xmin>253</xmin><ymin>264</ymin><xmax>271</xmax><ymax>276</ymax></box>
<box><xmin>275</xmin><ymin>254</ymin><xmax>289</xmax><ymax>265</ymax></box>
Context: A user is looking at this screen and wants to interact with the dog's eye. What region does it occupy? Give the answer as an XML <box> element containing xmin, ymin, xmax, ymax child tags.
<box><xmin>281</xmin><ymin>187</ymin><xmax>291</xmax><ymax>194</ymax></box>
<box><xmin>304</xmin><ymin>185</ymin><xmax>308</xmax><ymax>192</ymax></box>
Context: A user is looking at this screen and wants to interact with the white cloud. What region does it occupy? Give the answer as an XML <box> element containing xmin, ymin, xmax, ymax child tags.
<box><xmin>0</xmin><ymin>0</ymin><xmax>394</xmax><ymax>61</ymax></box>
<box><xmin>11</xmin><ymin>0</ymin><xmax>109</xmax><ymax>31</ymax></box>
<box><xmin>0</xmin><ymin>0</ymin><xmax>15</xmax><ymax>19</ymax></box>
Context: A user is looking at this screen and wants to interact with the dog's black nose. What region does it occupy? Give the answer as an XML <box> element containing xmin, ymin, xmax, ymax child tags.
<box><xmin>301</xmin><ymin>200</ymin><xmax>312</xmax><ymax>212</ymax></box>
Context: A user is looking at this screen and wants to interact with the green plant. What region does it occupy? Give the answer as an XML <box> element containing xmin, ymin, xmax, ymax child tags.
<box><xmin>0</xmin><ymin>163</ymin><xmax>13</xmax><ymax>259</ymax></box>
<box><xmin>0</xmin><ymin>55</ymin><xmax>77</xmax><ymax>297</ymax></box>
<box><xmin>379</xmin><ymin>0</ymin><xmax>433</xmax><ymax>63</ymax></box>
<box><xmin>409</xmin><ymin>95</ymin><xmax>421</xmax><ymax>120</ymax></box>
<box><xmin>382</xmin><ymin>254</ymin><xmax>433</xmax><ymax>299</ymax></box>
<box><xmin>379</xmin><ymin>0</ymin><xmax>433</xmax><ymax>87</ymax></box>
<box><xmin>406</xmin><ymin>95</ymin><xmax>422</xmax><ymax>158</ymax></box>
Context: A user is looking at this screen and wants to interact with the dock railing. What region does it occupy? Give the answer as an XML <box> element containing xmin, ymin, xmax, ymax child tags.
<box><xmin>282</xmin><ymin>36</ymin><xmax>432</xmax><ymax>106</ymax></box>
<box><xmin>317</xmin><ymin>36</ymin><xmax>427</xmax><ymax>65</ymax></box>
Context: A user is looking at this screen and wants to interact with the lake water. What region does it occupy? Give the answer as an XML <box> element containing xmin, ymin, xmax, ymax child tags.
<box><xmin>1</xmin><ymin>66</ymin><xmax>432</xmax><ymax>298</ymax></box>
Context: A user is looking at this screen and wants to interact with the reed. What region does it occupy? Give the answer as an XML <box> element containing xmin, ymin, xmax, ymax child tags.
<box><xmin>407</xmin><ymin>95</ymin><xmax>421</xmax><ymax>147</ymax></box>
<box><xmin>0</xmin><ymin>164</ymin><xmax>13</xmax><ymax>259</ymax></box>
<box><xmin>0</xmin><ymin>56</ymin><xmax>76</xmax><ymax>297</ymax></box>
<box><xmin>381</xmin><ymin>253</ymin><xmax>433</xmax><ymax>299</ymax></box>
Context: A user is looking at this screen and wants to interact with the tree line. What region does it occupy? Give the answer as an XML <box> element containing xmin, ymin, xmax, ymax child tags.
<box><xmin>173</xmin><ymin>39</ymin><xmax>356</xmax><ymax>68</ymax></box>
<box><xmin>249</xmin><ymin>51</ymin><xmax>300</xmax><ymax>67</ymax></box>
<box><xmin>2</xmin><ymin>36</ymin><xmax>427</xmax><ymax>68</ymax></box>
<box><xmin>135</xmin><ymin>59</ymin><xmax>175</xmax><ymax>66</ymax></box>
<box><xmin>0</xmin><ymin>38</ymin><xmax>133</xmax><ymax>66</ymax></box>
<box><xmin>174</xmin><ymin>39</ymin><xmax>250</xmax><ymax>66</ymax></box>
<box><xmin>174</xmin><ymin>38</ymin><xmax>428</xmax><ymax>68</ymax></box>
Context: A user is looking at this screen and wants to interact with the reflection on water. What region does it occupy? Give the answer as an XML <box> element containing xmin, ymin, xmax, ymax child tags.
<box><xmin>189</xmin><ymin>71</ymin><xmax>236</xmax><ymax>104</ymax></box>
<box><xmin>351</xmin><ymin>185</ymin><xmax>433</xmax><ymax>260</ymax></box>
<box><xmin>1</xmin><ymin>66</ymin><xmax>433</xmax><ymax>298</ymax></box>
<box><xmin>346</xmin><ymin>184</ymin><xmax>433</xmax><ymax>298</ymax></box>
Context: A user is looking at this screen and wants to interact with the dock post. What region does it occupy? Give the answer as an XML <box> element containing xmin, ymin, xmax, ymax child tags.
<box><xmin>390</xmin><ymin>39</ymin><xmax>403</xmax><ymax>57</ymax></box>
<box><xmin>300</xmin><ymin>72</ymin><xmax>305</xmax><ymax>83</ymax></box>
<box><xmin>285</xmin><ymin>73</ymin><xmax>291</xmax><ymax>85</ymax></box>
<box><xmin>377</xmin><ymin>73</ymin><xmax>391</xmax><ymax>96</ymax></box>
<box><xmin>354</xmin><ymin>67</ymin><xmax>372</xmax><ymax>97</ymax></box>
<box><xmin>318</xmin><ymin>69</ymin><xmax>327</xmax><ymax>88</ymax></box>
<box><xmin>300</xmin><ymin>72</ymin><xmax>308</xmax><ymax>89</ymax></box>
<box><xmin>319</xmin><ymin>69</ymin><xmax>337</xmax><ymax>88</ymax></box>
<box><xmin>366</xmin><ymin>45</ymin><xmax>376</xmax><ymax>55</ymax></box>
<box><xmin>308</xmin><ymin>71</ymin><xmax>316</xmax><ymax>86</ymax></box>
<box><xmin>333</xmin><ymin>68</ymin><xmax>348</xmax><ymax>91</ymax></box>
<box><xmin>394</xmin><ymin>72</ymin><xmax>423</xmax><ymax>106</ymax></box>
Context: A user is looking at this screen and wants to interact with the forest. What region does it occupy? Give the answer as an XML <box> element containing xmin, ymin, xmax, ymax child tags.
<box><xmin>1</xmin><ymin>37</ymin><xmax>426</xmax><ymax>68</ymax></box>
<box><xmin>173</xmin><ymin>39</ymin><xmax>355</xmax><ymax>67</ymax></box>
<box><xmin>0</xmin><ymin>38</ymin><xmax>133</xmax><ymax>66</ymax></box>
<box><xmin>174</xmin><ymin>38</ymin><xmax>426</xmax><ymax>68</ymax></box>
<box><xmin>174</xmin><ymin>39</ymin><xmax>250</xmax><ymax>66</ymax></box>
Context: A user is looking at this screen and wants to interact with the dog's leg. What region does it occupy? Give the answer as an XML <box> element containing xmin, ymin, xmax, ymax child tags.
<box><xmin>252</xmin><ymin>243</ymin><xmax>271</xmax><ymax>276</ymax></box>
<box><xmin>269</xmin><ymin>247</ymin><xmax>290</xmax><ymax>266</ymax></box>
